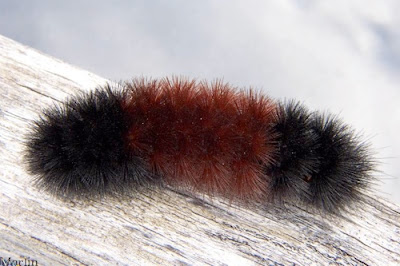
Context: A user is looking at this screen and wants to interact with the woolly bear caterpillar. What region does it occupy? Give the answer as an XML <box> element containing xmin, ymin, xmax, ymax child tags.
<box><xmin>25</xmin><ymin>77</ymin><xmax>373</xmax><ymax>212</ymax></box>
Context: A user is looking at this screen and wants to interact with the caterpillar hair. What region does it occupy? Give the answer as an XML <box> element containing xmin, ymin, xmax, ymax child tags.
<box><xmin>25</xmin><ymin>77</ymin><xmax>374</xmax><ymax>212</ymax></box>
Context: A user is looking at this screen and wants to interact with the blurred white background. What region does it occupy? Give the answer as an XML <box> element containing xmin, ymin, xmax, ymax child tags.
<box><xmin>1</xmin><ymin>0</ymin><xmax>399</xmax><ymax>204</ymax></box>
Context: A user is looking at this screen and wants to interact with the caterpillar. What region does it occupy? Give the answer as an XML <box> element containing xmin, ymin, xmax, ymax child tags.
<box><xmin>25</xmin><ymin>77</ymin><xmax>373</xmax><ymax>212</ymax></box>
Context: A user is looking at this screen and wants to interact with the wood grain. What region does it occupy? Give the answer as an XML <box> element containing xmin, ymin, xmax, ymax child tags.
<box><xmin>0</xmin><ymin>35</ymin><xmax>399</xmax><ymax>266</ymax></box>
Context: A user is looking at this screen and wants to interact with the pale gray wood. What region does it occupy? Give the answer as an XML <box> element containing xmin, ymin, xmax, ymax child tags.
<box><xmin>0</xmin><ymin>34</ymin><xmax>399</xmax><ymax>266</ymax></box>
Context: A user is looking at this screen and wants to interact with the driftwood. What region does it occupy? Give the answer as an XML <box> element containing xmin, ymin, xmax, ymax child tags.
<box><xmin>0</xmin><ymin>34</ymin><xmax>399</xmax><ymax>266</ymax></box>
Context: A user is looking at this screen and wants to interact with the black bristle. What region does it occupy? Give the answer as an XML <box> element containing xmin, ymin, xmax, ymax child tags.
<box><xmin>265</xmin><ymin>101</ymin><xmax>320</xmax><ymax>202</ymax></box>
<box><xmin>266</xmin><ymin>101</ymin><xmax>373</xmax><ymax>212</ymax></box>
<box><xmin>25</xmin><ymin>85</ymin><xmax>156</xmax><ymax>198</ymax></box>
<box><xmin>308</xmin><ymin>113</ymin><xmax>373</xmax><ymax>211</ymax></box>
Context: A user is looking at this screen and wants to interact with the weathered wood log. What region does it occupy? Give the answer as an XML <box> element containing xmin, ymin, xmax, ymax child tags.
<box><xmin>0</xmin><ymin>34</ymin><xmax>399</xmax><ymax>265</ymax></box>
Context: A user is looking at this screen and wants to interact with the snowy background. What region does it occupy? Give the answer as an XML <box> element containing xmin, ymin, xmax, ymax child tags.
<box><xmin>1</xmin><ymin>0</ymin><xmax>399</xmax><ymax>204</ymax></box>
